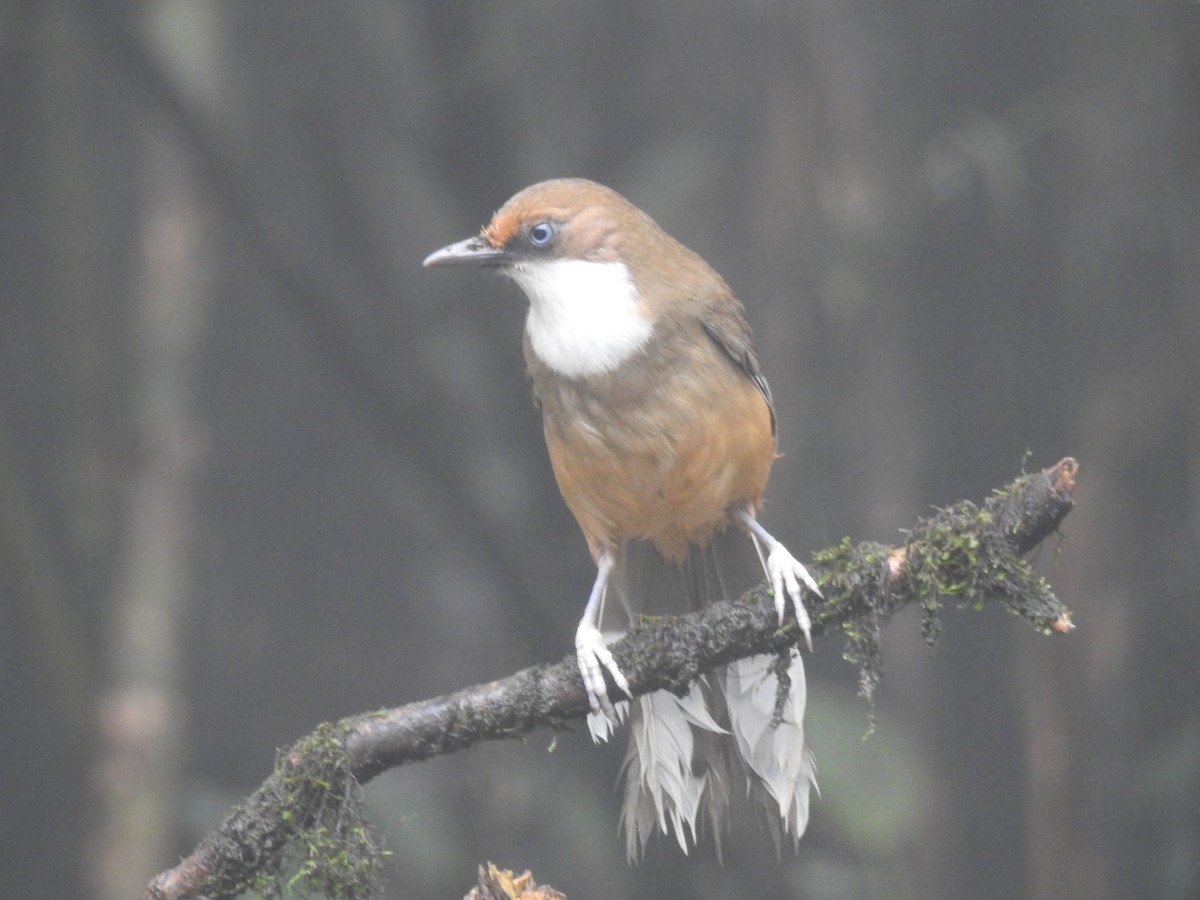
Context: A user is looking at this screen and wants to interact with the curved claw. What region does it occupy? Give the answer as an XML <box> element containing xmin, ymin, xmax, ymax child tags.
<box><xmin>576</xmin><ymin>621</ymin><xmax>631</xmax><ymax>737</ymax></box>
<box><xmin>765</xmin><ymin>543</ymin><xmax>818</xmax><ymax>649</ymax></box>
<box><xmin>737</xmin><ymin>509</ymin><xmax>820</xmax><ymax>649</ymax></box>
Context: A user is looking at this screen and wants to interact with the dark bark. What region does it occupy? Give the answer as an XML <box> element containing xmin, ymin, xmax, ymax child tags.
<box><xmin>145</xmin><ymin>458</ymin><xmax>1078</xmax><ymax>900</ymax></box>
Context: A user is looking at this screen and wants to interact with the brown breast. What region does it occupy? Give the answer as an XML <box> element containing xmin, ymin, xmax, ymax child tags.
<box><xmin>532</xmin><ymin>319</ymin><xmax>775</xmax><ymax>562</ymax></box>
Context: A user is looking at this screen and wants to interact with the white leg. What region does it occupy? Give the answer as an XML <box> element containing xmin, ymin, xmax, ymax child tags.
<box><xmin>737</xmin><ymin>509</ymin><xmax>820</xmax><ymax>648</ymax></box>
<box><xmin>576</xmin><ymin>549</ymin><xmax>631</xmax><ymax>722</ymax></box>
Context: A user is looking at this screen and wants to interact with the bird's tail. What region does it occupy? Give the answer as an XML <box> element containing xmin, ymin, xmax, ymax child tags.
<box><xmin>608</xmin><ymin>530</ymin><xmax>817</xmax><ymax>862</ymax></box>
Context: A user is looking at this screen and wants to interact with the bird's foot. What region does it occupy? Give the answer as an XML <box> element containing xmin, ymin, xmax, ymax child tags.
<box><xmin>737</xmin><ymin>509</ymin><xmax>822</xmax><ymax>648</ymax></box>
<box><xmin>576</xmin><ymin>621</ymin><xmax>631</xmax><ymax>740</ymax></box>
<box><xmin>764</xmin><ymin>542</ymin><xmax>820</xmax><ymax>649</ymax></box>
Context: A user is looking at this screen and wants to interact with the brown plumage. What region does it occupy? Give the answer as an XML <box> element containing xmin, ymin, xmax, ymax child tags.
<box><xmin>530</xmin><ymin>306</ymin><xmax>775</xmax><ymax>562</ymax></box>
<box><xmin>490</xmin><ymin>179</ymin><xmax>776</xmax><ymax>560</ymax></box>
<box><xmin>424</xmin><ymin>179</ymin><xmax>818</xmax><ymax>860</ymax></box>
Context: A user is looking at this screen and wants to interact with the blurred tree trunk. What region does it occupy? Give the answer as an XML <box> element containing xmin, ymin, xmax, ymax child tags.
<box><xmin>0</xmin><ymin>3</ymin><xmax>141</xmax><ymax>896</ymax></box>
<box><xmin>89</xmin><ymin>4</ymin><xmax>216</xmax><ymax>898</ymax></box>
<box><xmin>1036</xmin><ymin>6</ymin><xmax>1200</xmax><ymax>899</ymax></box>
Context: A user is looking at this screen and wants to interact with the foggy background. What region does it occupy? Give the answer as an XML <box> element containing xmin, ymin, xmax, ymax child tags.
<box><xmin>2</xmin><ymin>2</ymin><xmax>1197</xmax><ymax>898</ymax></box>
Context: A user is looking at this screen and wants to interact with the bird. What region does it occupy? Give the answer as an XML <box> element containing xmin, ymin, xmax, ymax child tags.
<box><xmin>424</xmin><ymin>178</ymin><xmax>820</xmax><ymax>860</ymax></box>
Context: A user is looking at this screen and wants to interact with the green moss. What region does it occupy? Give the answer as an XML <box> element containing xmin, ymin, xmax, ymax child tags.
<box><xmin>809</xmin><ymin>473</ymin><xmax>1068</xmax><ymax>732</ymax></box>
<box><xmin>812</xmin><ymin>537</ymin><xmax>892</xmax><ymax>730</ymax></box>
<box><xmin>208</xmin><ymin>721</ymin><xmax>388</xmax><ymax>899</ymax></box>
<box><xmin>901</xmin><ymin>494</ymin><xmax>1064</xmax><ymax>638</ymax></box>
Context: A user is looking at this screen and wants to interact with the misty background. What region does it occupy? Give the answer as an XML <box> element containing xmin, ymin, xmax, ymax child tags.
<box><xmin>1</xmin><ymin>2</ymin><xmax>1197</xmax><ymax>898</ymax></box>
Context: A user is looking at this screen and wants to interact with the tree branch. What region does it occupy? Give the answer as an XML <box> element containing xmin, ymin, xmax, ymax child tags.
<box><xmin>145</xmin><ymin>458</ymin><xmax>1078</xmax><ymax>900</ymax></box>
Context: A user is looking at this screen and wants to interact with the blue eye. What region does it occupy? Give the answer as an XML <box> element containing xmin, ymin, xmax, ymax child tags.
<box><xmin>528</xmin><ymin>221</ymin><xmax>555</xmax><ymax>246</ymax></box>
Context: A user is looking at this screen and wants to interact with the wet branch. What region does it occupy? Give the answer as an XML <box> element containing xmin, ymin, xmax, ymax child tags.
<box><xmin>145</xmin><ymin>457</ymin><xmax>1078</xmax><ymax>900</ymax></box>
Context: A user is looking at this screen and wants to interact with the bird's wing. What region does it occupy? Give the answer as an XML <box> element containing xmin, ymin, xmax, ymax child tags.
<box><xmin>700</xmin><ymin>315</ymin><xmax>776</xmax><ymax>436</ymax></box>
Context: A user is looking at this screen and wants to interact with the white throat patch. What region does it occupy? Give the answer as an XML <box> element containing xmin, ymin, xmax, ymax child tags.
<box><xmin>510</xmin><ymin>259</ymin><xmax>652</xmax><ymax>378</ymax></box>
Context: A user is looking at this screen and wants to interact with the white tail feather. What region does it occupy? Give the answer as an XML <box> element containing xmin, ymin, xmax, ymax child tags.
<box><xmin>619</xmin><ymin>683</ymin><xmax>726</xmax><ymax>861</ymax></box>
<box><xmin>726</xmin><ymin>652</ymin><xmax>817</xmax><ymax>844</ymax></box>
<box><xmin>613</xmin><ymin>533</ymin><xmax>817</xmax><ymax>859</ymax></box>
<box><xmin>587</xmin><ymin>699</ymin><xmax>629</xmax><ymax>742</ymax></box>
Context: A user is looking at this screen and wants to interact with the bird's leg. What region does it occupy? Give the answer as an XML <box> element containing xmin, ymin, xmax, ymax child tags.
<box><xmin>737</xmin><ymin>509</ymin><xmax>820</xmax><ymax>649</ymax></box>
<box><xmin>576</xmin><ymin>549</ymin><xmax>631</xmax><ymax>728</ymax></box>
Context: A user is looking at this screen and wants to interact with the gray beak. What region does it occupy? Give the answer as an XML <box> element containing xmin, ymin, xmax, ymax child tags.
<box><xmin>422</xmin><ymin>235</ymin><xmax>511</xmax><ymax>268</ymax></box>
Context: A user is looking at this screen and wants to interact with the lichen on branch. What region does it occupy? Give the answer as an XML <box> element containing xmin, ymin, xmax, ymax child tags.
<box><xmin>813</xmin><ymin>458</ymin><xmax>1076</xmax><ymax>716</ymax></box>
<box><xmin>145</xmin><ymin>458</ymin><xmax>1078</xmax><ymax>900</ymax></box>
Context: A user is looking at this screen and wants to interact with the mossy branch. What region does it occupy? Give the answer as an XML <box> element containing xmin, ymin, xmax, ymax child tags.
<box><xmin>145</xmin><ymin>457</ymin><xmax>1078</xmax><ymax>900</ymax></box>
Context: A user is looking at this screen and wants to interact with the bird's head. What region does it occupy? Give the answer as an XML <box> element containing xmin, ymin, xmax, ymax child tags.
<box><xmin>425</xmin><ymin>179</ymin><xmax>723</xmax><ymax>379</ymax></box>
